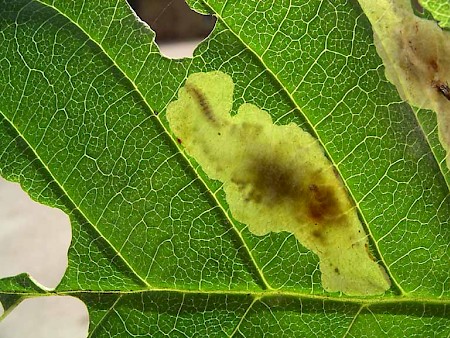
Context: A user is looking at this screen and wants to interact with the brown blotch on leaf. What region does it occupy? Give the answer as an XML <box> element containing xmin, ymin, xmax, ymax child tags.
<box><xmin>312</xmin><ymin>229</ymin><xmax>322</xmax><ymax>239</ymax></box>
<box><xmin>230</xmin><ymin>156</ymin><xmax>304</xmax><ymax>207</ymax></box>
<box><xmin>166</xmin><ymin>71</ymin><xmax>391</xmax><ymax>295</ymax></box>
<box><xmin>247</xmin><ymin>158</ymin><xmax>301</xmax><ymax>206</ymax></box>
<box><xmin>232</xmin><ymin>154</ymin><xmax>348</xmax><ymax>235</ymax></box>
<box><xmin>428</xmin><ymin>59</ymin><xmax>439</xmax><ymax>73</ymax></box>
<box><xmin>307</xmin><ymin>182</ymin><xmax>344</xmax><ymax>226</ymax></box>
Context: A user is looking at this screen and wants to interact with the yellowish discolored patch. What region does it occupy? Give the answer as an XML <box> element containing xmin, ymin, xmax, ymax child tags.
<box><xmin>358</xmin><ymin>0</ymin><xmax>450</xmax><ymax>168</ymax></box>
<box><xmin>166</xmin><ymin>71</ymin><xmax>390</xmax><ymax>295</ymax></box>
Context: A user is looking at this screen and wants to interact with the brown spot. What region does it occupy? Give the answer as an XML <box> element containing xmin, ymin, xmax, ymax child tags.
<box><xmin>232</xmin><ymin>154</ymin><xmax>348</xmax><ymax>232</ymax></box>
<box><xmin>306</xmin><ymin>179</ymin><xmax>345</xmax><ymax>226</ymax></box>
<box><xmin>244</xmin><ymin>157</ymin><xmax>302</xmax><ymax>206</ymax></box>
<box><xmin>185</xmin><ymin>84</ymin><xmax>217</xmax><ymax>123</ymax></box>
<box><xmin>432</xmin><ymin>80</ymin><xmax>450</xmax><ymax>100</ymax></box>
<box><xmin>177</xmin><ymin>138</ymin><xmax>182</xmax><ymax>144</ymax></box>
<box><xmin>312</xmin><ymin>230</ymin><xmax>322</xmax><ymax>239</ymax></box>
<box><xmin>334</xmin><ymin>267</ymin><xmax>340</xmax><ymax>274</ymax></box>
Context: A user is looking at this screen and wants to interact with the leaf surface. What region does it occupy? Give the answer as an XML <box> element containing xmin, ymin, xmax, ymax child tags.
<box><xmin>0</xmin><ymin>0</ymin><xmax>448</xmax><ymax>336</ymax></box>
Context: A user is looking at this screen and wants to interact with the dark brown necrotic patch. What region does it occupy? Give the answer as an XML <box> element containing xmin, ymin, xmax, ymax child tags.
<box><xmin>307</xmin><ymin>182</ymin><xmax>343</xmax><ymax>225</ymax></box>
<box><xmin>234</xmin><ymin>155</ymin><xmax>347</xmax><ymax>228</ymax></box>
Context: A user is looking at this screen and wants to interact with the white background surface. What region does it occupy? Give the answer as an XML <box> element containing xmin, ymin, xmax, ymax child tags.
<box><xmin>0</xmin><ymin>176</ymin><xmax>88</xmax><ymax>338</ymax></box>
<box><xmin>0</xmin><ymin>42</ymin><xmax>199</xmax><ymax>338</ymax></box>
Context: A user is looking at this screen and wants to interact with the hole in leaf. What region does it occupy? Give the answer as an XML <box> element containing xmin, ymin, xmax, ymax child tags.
<box><xmin>0</xmin><ymin>297</ymin><xmax>88</xmax><ymax>338</ymax></box>
<box><xmin>128</xmin><ymin>0</ymin><xmax>216</xmax><ymax>58</ymax></box>
<box><xmin>0</xmin><ymin>177</ymin><xmax>71</xmax><ymax>289</ymax></box>
<box><xmin>411</xmin><ymin>0</ymin><xmax>424</xmax><ymax>15</ymax></box>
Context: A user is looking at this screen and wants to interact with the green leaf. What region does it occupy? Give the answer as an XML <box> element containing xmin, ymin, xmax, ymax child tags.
<box><xmin>420</xmin><ymin>0</ymin><xmax>450</xmax><ymax>28</ymax></box>
<box><xmin>0</xmin><ymin>0</ymin><xmax>448</xmax><ymax>337</ymax></box>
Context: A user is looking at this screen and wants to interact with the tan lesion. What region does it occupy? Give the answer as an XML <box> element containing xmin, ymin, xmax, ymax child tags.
<box><xmin>166</xmin><ymin>71</ymin><xmax>391</xmax><ymax>295</ymax></box>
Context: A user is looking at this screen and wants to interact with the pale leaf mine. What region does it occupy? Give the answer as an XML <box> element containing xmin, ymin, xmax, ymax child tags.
<box><xmin>166</xmin><ymin>71</ymin><xmax>391</xmax><ymax>296</ymax></box>
<box><xmin>358</xmin><ymin>0</ymin><xmax>450</xmax><ymax>168</ymax></box>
